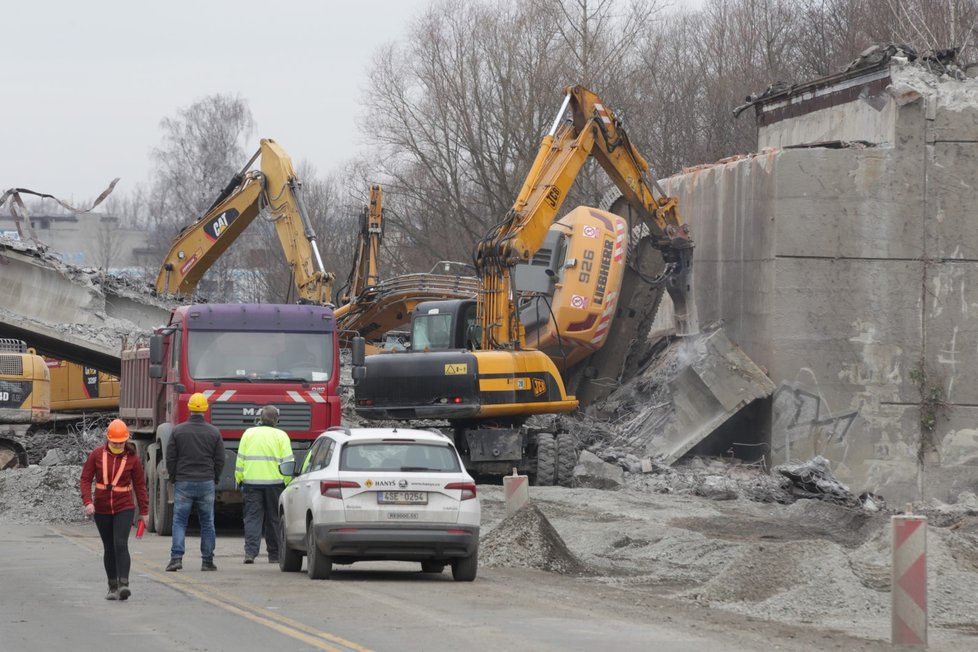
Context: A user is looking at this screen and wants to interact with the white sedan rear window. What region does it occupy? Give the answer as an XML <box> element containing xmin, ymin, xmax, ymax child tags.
<box><xmin>341</xmin><ymin>443</ymin><xmax>461</xmax><ymax>473</ymax></box>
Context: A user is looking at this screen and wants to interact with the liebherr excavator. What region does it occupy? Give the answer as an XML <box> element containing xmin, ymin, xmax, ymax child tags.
<box><xmin>155</xmin><ymin>138</ymin><xmax>334</xmax><ymax>304</ymax></box>
<box><xmin>353</xmin><ymin>85</ymin><xmax>695</xmax><ymax>484</ymax></box>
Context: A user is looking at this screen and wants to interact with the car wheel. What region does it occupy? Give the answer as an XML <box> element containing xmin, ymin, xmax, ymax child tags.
<box><xmin>534</xmin><ymin>432</ymin><xmax>556</xmax><ymax>486</ymax></box>
<box><xmin>306</xmin><ymin>523</ymin><xmax>332</xmax><ymax>580</ymax></box>
<box><xmin>155</xmin><ymin>461</ymin><xmax>173</xmax><ymax>536</ymax></box>
<box><xmin>421</xmin><ymin>561</ymin><xmax>445</xmax><ymax>574</ymax></box>
<box><xmin>451</xmin><ymin>547</ymin><xmax>478</xmax><ymax>582</ymax></box>
<box><xmin>555</xmin><ymin>433</ymin><xmax>578</xmax><ymax>487</ymax></box>
<box><xmin>279</xmin><ymin>513</ymin><xmax>302</xmax><ymax>572</ymax></box>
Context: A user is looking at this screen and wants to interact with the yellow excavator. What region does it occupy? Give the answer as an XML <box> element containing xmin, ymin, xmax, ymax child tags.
<box><xmin>155</xmin><ymin>138</ymin><xmax>333</xmax><ymax>304</ymax></box>
<box><xmin>352</xmin><ymin>85</ymin><xmax>695</xmax><ymax>484</ymax></box>
<box><xmin>0</xmin><ymin>339</ymin><xmax>49</xmax><ymax>469</ymax></box>
<box><xmin>333</xmin><ymin>185</ymin><xmax>481</xmax><ymax>349</ymax></box>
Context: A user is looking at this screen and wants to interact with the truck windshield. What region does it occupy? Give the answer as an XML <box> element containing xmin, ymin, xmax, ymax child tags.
<box><xmin>188</xmin><ymin>332</ymin><xmax>333</xmax><ymax>382</ymax></box>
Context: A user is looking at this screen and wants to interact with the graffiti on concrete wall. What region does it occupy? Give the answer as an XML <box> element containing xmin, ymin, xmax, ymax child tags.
<box><xmin>772</xmin><ymin>381</ymin><xmax>859</xmax><ymax>461</ymax></box>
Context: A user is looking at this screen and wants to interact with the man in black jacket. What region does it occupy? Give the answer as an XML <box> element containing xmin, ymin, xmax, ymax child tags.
<box><xmin>165</xmin><ymin>392</ymin><xmax>225</xmax><ymax>571</ymax></box>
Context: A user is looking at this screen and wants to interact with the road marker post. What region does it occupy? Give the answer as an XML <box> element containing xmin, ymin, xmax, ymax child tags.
<box><xmin>503</xmin><ymin>467</ymin><xmax>529</xmax><ymax>517</ymax></box>
<box><xmin>892</xmin><ymin>505</ymin><xmax>927</xmax><ymax>646</ymax></box>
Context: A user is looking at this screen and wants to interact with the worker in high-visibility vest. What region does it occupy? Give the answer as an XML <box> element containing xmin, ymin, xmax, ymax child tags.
<box><xmin>235</xmin><ymin>405</ymin><xmax>293</xmax><ymax>564</ymax></box>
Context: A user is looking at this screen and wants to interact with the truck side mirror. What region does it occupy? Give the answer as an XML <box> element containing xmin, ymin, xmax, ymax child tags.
<box><xmin>351</xmin><ymin>336</ymin><xmax>366</xmax><ymax>385</ymax></box>
<box><xmin>351</xmin><ymin>336</ymin><xmax>365</xmax><ymax>366</ymax></box>
<box><xmin>149</xmin><ymin>335</ymin><xmax>164</xmax><ymax>365</ymax></box>
<box><xmin>149</xmin><ymin>364</ymin><xmax>163</xmax><ymax>379</ymax></box>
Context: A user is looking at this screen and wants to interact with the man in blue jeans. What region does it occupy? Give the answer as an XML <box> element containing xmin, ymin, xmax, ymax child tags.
<box><xmin>165</xmin><ymin>393</ymin><xmax>225</xmax><ymax>571</ymax></box>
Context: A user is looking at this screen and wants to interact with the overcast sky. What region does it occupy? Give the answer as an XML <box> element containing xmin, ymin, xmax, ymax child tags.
<box><xmin>2</xmin><ymin>0</ymin><xmax>431</xmax><ymax>203</ymax></box>
<box><xmin>3</xmin><ymin>0</ymin><xmax>704</xmax><ymax>205</ymax></box>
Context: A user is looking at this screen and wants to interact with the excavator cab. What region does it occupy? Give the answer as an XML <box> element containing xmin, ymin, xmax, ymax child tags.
<box><xmin>408</xmin><ymin>300</ymin><xmax>480</xmax><ymax>351</ymax></box>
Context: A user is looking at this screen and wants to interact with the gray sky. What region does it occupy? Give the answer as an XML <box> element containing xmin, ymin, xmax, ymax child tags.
<box><xmin>1</xmin><ymin>0</ymin><xmax>431</xmax><ymax>203</ymax></box>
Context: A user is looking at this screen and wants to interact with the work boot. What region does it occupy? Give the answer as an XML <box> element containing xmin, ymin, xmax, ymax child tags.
<box><xmin>243</xmin><ymin>555</ymin><xmax>255</xmax><ymax>564</ymax></box>
<box><xmin>268</xmin><ymin>556</ymin><xmax>279</xmax><ymax>564</ymax></box>
<box><xmin>118</xmin><ymin>578</ymin><xmax>131</xmax><ymax>601</ymax></box>
<box><xmin>165</xmin><ymin>558</ymin><xmax>183</xmax><ymax>572</ymax></box>
<box><xmin>201</xmin><ymin>560</ymin><xmax>217</xmax><ymax>571</ymax></box>
<box><xmin>105</xmin><ymin>579</ymin><xmax>119</xmax><ymax>601</ymax></box>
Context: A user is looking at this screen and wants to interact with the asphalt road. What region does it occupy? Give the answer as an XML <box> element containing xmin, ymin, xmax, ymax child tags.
<box><xmin>0</xmin><ymin>522</ymin><xmax>893</xmax><ymax>652</ymax></box>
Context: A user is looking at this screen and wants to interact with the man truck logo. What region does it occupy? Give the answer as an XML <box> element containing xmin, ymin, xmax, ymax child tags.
<box><xmin>242</xmin><ymin>407</ymin><xmax>259</xmax><ymax>416</ymax></box>
<box><xmin>532</xmin><ymin>379</ymin><xmax>546</xmax><ymax>397</ymax></box>
<box><xmin>445</xmin><ymin>364</ymin><xmax>468</xmax><ymax>375</ymax></box>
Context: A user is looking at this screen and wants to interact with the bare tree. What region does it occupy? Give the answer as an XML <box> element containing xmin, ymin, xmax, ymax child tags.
<box><xmin>147</xmin><ymin>94</ymin><xmax>255</xmax><ymax>301</ymax></box>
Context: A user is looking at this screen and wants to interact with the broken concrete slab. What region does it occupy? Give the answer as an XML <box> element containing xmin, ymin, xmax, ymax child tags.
<box><xmin>39</xmin><ymin>448</ymin><xmax>67</xmax><ymax>466</ymax></box>
<box><xmin>650</xmin><ymin>328</ymin><xmax>775</xmax><ymax>465</ymax></box>
<box><xmin>572</xmin><ymin>450</ymin><xmax>624</xmax><ymax>489</ymax></box>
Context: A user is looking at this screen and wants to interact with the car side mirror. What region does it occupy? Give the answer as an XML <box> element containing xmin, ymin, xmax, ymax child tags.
<box><xmin>279</xmin><ymin>460</ymin><xmax>296</xmax><ymax>476</ymax></box>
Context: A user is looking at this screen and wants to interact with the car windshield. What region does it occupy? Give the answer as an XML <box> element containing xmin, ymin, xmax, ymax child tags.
<box><xmin>340</xmin><ymin>442</ymin><xmax>461</xmax><ymax>473</ymax></box>
<box><xmin>188</xmin><ymin>331</ymin><xmax>333</xmax><ymax>382</ymax></box>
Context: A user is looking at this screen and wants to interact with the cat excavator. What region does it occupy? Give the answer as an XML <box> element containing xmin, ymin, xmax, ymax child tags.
<box><xmin>352</xmin><ymin>85</ymin><xmax>695</xmax><ymax>484</ymax></box>
<box><xmin>155</xmin><ymin>138</ymin><xmax>333</xmax><ymax>304</ymax></box>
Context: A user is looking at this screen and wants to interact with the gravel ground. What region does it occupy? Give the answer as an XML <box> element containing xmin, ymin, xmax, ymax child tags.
<box><xmin>477</xmin><ymin>483</ymin><xmax>978</xmax><ymax>648</ymax></box>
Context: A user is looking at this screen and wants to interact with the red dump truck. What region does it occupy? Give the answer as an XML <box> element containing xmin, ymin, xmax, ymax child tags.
<box><xmin>120</xmin><ymin>303</ymin><xmax>341</xmax><ymax>535</ymax></box>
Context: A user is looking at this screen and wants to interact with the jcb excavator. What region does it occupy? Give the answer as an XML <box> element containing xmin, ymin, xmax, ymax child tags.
<box><xmin>352</xmin><ymin>85</ymin><xmax>695</xmax><ymax>484</ymax></box>
<box><xmin>155</xmin><ymin>138</ymin><xmax>333</xmax><ymax>304</ymax></box>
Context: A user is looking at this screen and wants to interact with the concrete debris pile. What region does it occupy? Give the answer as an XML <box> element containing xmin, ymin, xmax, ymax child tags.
<box><xmin>480</xmin><ymin>503</ymin><xmax>587</xmax><ymax>575</ymax></box>
<box><xmin>26</xmin><ymin>419</ymin><xmax>108</xmax><ymax>466</ymax></box>
<box><xmin>0</xmin><ymin>465</ymin><xmax>86</xmax><ymax>524</ymax></box>
<box><xmin>774</xmin><ymin>456</ymin><xmax>882</xmax><ymax>509</ymax></box>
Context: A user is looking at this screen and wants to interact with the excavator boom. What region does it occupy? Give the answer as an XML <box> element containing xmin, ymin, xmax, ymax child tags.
<box><xmin>155</xmin><ymin>138</ymin><xmax>334</xmax><ymax>304</ymax></box>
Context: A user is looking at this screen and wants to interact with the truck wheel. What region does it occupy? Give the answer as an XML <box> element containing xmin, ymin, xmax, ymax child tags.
<box><xmin>155</xmin><ymin>461</ymin><xmax>173</xmax><ymax>536</ymax></box>
<box><xmin>306</xmin><ymin>524</ymin><xmax>332</xmax><ymax>580</ymax></box>
<box><xmin>555</xmin><ymin>433</ymin><xmax>578</xmax><ymax>487</ymax></box>
<box><xmin>534</xmin><ymin>433</ymin><xmax>556</xmax><ymax>486</ymax></box>
<box><xmin>451</xmin><ymin>546</ymin><xmax>478</xmax><ymax>582</ymax></box>
<box><xmin>146</xmin><ymin>457</ymin><xmax>158</xmax><ymax>533</ymax></box>
<box><xmin>279</xmin><ymin>513</ymin><xmax>302</xmax><ymax>572</ymax></box>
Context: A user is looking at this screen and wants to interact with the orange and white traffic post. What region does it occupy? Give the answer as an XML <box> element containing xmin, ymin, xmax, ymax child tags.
<box><xmin>503</xmin><ymin>467</ymin><xmax>530</xmax><ymax>517</ymax></box>
<box><xmin>891</xmin><ymin>506</ymin><xmax>927</xmax><ymax>646</ymax></box>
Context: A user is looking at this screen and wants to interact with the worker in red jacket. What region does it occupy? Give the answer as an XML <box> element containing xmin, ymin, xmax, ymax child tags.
<box><xmin>80</xmin><ymin>419</ymin><xmax>149</xmax><ymax>601</ymax></box>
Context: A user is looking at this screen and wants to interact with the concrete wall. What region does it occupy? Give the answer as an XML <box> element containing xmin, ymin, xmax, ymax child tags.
<box><xmin>662</xmin><ymin>64</ymin><xmax>978</xmax><ymax>504</ymax></box>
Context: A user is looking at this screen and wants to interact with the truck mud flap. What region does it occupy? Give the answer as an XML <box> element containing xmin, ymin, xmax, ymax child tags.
<box><xmin>464</xmin><ymin>428</ymin><xmax>522</xmax><ymax>463</ymax></box>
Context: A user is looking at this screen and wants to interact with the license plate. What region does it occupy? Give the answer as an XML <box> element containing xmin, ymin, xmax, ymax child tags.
<box><xmin>377</xmin><ymin>491</ymin><xmax>427</xmax><ymax>505</ymax></box>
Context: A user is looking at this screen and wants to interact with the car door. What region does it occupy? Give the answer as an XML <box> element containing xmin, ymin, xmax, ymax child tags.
<box><xmin>282</xmin><ymin>437</ymin><xmax>326</xmax><ymax>544</ymax></box>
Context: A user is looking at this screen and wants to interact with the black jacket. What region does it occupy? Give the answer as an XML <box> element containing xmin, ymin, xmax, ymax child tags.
<box><xmin>166</xmin><ymin>413</ymin><xmax>225</xmax><ymax>483</ymax></box>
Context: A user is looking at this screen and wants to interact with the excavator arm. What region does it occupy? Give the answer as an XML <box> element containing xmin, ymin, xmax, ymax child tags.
<box><xmin>155</xmin><ymin>138</ymin><xmax>334</xmax><ymax>304</ymax></box>
<box><xmin>475</xmin><ymin>85</ymin><xmax>694</xmax><ymax>349</ymax></box>
<box><xmin>339</xmin><ymin>185</ymin><xmax>384</xmax><ymax>306</ymax></box>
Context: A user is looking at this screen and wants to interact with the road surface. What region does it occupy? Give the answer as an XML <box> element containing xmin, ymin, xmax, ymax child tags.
<box><xmin>0</xmin><ymin>522</ymin><xmax>894</xmax><ymax>651</ymax></box>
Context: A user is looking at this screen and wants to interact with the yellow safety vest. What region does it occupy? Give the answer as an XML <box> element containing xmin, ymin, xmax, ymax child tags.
<box><xmin>234</xmin><ymin>425</ymin><xmax>294</xmax><ymax>487</ymax></box>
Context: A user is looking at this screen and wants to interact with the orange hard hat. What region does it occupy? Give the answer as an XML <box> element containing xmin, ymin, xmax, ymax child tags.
<box><xmin>107</xmin><ymin>419</ymin><xmax>130</xmax><ymax>443</ymax></box>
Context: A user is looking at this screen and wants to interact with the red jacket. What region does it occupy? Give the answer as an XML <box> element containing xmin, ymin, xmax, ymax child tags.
<box><xmin>80</xmin><ymin>445</ymin><xmax>149</xmax><ymax>516</ymax></box>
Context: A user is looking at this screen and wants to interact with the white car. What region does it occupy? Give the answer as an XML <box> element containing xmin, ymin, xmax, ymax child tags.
<box><xmin>278</xmin><ymin>426</ymin><xmax>481</xmax><ymax>581</ymax></box>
